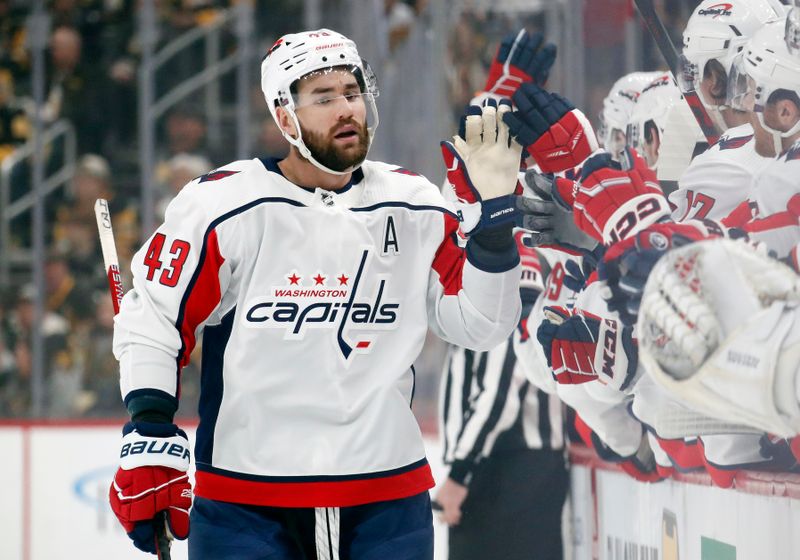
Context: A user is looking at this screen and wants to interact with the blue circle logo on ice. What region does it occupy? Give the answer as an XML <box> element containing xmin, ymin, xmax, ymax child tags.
<box><xmin>73</xmin><ymin>465</ymin><xmax>117</xmax><ymax>511</ymax></box>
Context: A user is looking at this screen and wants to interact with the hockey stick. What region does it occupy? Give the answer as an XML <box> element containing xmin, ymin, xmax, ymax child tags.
<box><xmin>94</xmin><ymin>199</ymin><xmax>124</xmax><ymax>314</ymax></box>
<box><xmin>94</xmin><ymin>198</ymin><xmax>173</xmax><ymax>560</ymax></box>
<box><xmin>633</xmin><ymin>0</ymin><xmax>720</xmax><ymax>144</ymax></box>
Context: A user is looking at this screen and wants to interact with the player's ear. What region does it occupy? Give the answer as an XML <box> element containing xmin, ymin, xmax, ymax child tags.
<box><xmin>778</xmin><ymin>98</ymin><xmax>800</xmax><ymax>131</ymax></box>
<box><xmin>276</xmin><ymin>107</ymin><xmax>298</xmax><ymax>139</ymax></box>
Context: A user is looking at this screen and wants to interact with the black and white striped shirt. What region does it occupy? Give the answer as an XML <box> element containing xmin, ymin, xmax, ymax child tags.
<box><xmin>439</xmin><ymin>332</ymin><xmax>565</xmax><ymax>485</ymax></box>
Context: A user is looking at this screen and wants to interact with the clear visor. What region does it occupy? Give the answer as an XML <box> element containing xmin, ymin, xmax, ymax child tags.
<box><xmin>596</xmin><ymin>112</ymin><xmax>607</xmax><ymax>147</ymax></box>
<box><xmin>787</xmin><ymin>7</ymin><xmax>800</xmax><ymax>56</ymax></box>
<box><xmin>604</xmin><ymin>127</ymin><xmax>627</xmax><ymax>160</ymax></box>
<box><xmin>291</xmin><ymin>63</ymin><xmax>379</xmax><ymax>111</ymax></box>
<box><xmin>677</xmin><ymin>54</ymin><xmax>701</xmax><ymax>95</ymax></box>
<box><xmin>726</xmin><ymin>54</ymin><xmax>756</xmax><ymax>112</ymax></box>
<box><xmin>625</xmin><ymin>121</ymin><xmax>643</xmax><ymax>153</ymax></box>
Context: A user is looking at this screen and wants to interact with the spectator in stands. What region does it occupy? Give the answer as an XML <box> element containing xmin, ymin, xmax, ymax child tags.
<box><xmin>156</xmin><ymin>104</ymin><xmax>215</xmax><ymax>185</ymax></box>
<box><xmin>44</xmin><ymin>25</ymin><xmax>107</xmax><ymax>153</ymax></box>
<box><xmin>53</xmin><ymin>154</ymin><xmax>138</xmax><ymax>284</ymax></box>
<box><xmin>79</xmin><ymin>291</ymin><xmax>127</xmax><ymax>417</ymax></box>
<box><xmin>44</xmin><ymin>251</ymin><xmax>95</xmax><ymax>332</ymax></box>
<box><xmin>446</xmin><ymin>12</ymin><xmax>489</xmax><ymax>123</ymax></box>
<box><xmin>0</xmin><ymin>67</ymin><xmax>29</xmax><ymax>162</ymax></box>
<box><xmin>0</xmin><ymin>0</ymin><xmax>29</xmax><ymax>88</ymax></box>
<box><xmin>156</xmin><ymin>152</ymin><xmax>213</xmax><ymax>221</ymax></box>
<box><xmin>49</xmin><ymin>0</ymin><xmax>106</xmax><ymax>66</ymax></box>
<box><xmin>5</xmin><ymin>283</ymin><xmax>76</xmax><ymax>417</ymax></box>
<box><xmin>385</xmin><ymin>0</ymin><xmax>417</xmax><ymax>52</ymax></box>
<box><xmin>53</xmin><ymin>154</ymin><xmax>110</xmax><ymax>217</ymax></box>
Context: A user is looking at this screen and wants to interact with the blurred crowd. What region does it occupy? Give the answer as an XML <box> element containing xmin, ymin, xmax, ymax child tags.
<box><xmin>0</xmin><ymin>0</ymin><xmax>299</xmax><ymax>418</ymax></box>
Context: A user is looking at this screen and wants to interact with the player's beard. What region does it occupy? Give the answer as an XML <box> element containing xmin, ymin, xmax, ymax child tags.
<box><xmin>300</xmin><ymin>119</ymin><xmax>369</xmax><ymax>172</ymax></box>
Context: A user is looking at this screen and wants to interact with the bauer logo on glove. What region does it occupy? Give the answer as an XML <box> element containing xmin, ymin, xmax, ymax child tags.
<box><xmin>110</xmin><ymin>421</ymin><xmax>193</xmax><ymax>554</ymax></box>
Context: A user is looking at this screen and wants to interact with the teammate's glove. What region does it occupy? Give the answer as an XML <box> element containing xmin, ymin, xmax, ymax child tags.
<box><xmin>518</xmin><ymin>168</ymin><xmax>598</xmax><ymax>252</ymax></box>
<box><xmin>574</xmin><ymin>414</ymin><xmax>664</xmax><ymax>483</ymax></box>
<box><xmin>502</xmin><ymin>83</ymin><xmax>598</xmax><ymax>173</ymax></box>
<box><xmin>441</xmin><ymin>99</ymin><xmax>523</xmax><ymax>235</ymax></box>
<box><xmin>482</xmin><ymin>30</ymin><xmax>557</xmax><ymax>98</ymax></box>
<box><xmin>598</xmin><ymin>221</ymin><xmax>711</xmax><ymax>325</ymax></box>
<box><xmin>537</xmin><ymin>305</ymin><xmax>638</xmax><ymax>389</ymax></box>
<box><xmin>573</xmin><ymin>147</ymin><xmax>671</xmax><ymax>245</ymax></box>
<box><xmin>109</xmin><ymin>421</ymin><xmax>192</xmax><ymax>554</ymax></box>
<box><xmin>537</xmin><ymin>306</ymin><xmax>601</xmax><ymax>384</ymax></box>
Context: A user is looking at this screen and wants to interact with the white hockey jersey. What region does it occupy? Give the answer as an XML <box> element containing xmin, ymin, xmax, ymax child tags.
<box><xmin>113</xmin><ymin>157</ymin><xmax>521</xmax><ymax>508</ymax></box>
<box><xmin>669</xmin><ymin>124</ymin><xmax>771</xmax><ymax>222</ymax></box>
<box><xmin>745</xmin><ymin>140</ymin><xmax>800</xmax><ymax>258</ymax></box>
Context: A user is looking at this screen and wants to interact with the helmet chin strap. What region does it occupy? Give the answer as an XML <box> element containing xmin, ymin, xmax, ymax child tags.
<box><xmin>281</xmin><ymin>109</ymin><xmax>370</xmax><ymax>176</ymax></box>
<box><xmin>757</xmin><ymin>112</ymin><xmax>800</xmax><ymax>156</ymax></box>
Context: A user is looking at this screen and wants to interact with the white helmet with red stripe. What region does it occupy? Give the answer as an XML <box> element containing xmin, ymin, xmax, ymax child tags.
<box><xmin>680</xmin><ymin>0</ymin><xmax>784</xmax><ymax>129</ymax></box>
<box><xmin>260</xmin><ymin>29</ymin><xmax>380</xmax><ymax>175</ymax></box>
<box><xmin>728</xmin><ymin>15</ymin><xmax>800</xmax><ymax>153</ymax></box>
<box><xmin>626</xmin><ymin>73</ymin><xmax>682</xmax><ymax>168</ymax></box>
<box><xmin>598</xmin><ymin>71</ymin><xmax>663</xmax><ymax>159</ymax></box>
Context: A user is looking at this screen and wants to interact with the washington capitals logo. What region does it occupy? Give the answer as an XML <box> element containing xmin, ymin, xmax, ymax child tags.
<box><xmin>717</xmin><ymin>134</ymin><xmax>752</xmax><ymax>151</ymax></box>
<box><xmin>198</xmin><ymin>170</ymin><xmax>240</xmax><ymax>183</ymax></box>
<box><xmin>784</xmin><ymin>143</ymin><xmax>800</xmax><ymax>162</ymax></box>
<box><xmin>243</xmin><ymin>250</ymin><xmax>400</xmax><ymax>362</ymax></box>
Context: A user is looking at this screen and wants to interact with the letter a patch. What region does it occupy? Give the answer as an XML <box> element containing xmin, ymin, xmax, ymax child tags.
<box><xmin>382</xmin><ymin>215</ymin><xmax>399</xmax><ymax>255</ymax></box>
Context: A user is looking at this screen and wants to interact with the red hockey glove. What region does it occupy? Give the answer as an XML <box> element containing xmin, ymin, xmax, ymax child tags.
<box><xmin>537</xmin><ymin>306</ymin><xmax>601</xmax><ymax>384</ymax></box>
<box><xmin>598</xmin><ymin>221</ymin><xmax>715</xmax><ymax>325</ymax></box>
<box><xmin>503</xmin><ymin>83</ymin><xmax>598</xmax><ymax>173</ymax></box>
<box><xmin>537</xmin><ymin>305</ymin><xmax>638</xmax><ymax>389</ymax></box>
<box><xmin>109</xmin><ymin>422</ymin><xmax>192</xmax><ymax>554</ymax></box>
<box><xmin>573</xmin><ymin>147</ymin><xmax>670</xmax><ymax>245</ymax></box>
<box><xmin>482</xmin><ymin>30</ymin><xmax>557</xmax><ymax>98</ymax></box>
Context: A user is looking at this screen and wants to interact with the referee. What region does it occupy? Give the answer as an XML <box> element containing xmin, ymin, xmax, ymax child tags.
<box><xmin>435</xmin><ymin>235</ymin><xmax>568</xmax><ymax>560</ymax></box>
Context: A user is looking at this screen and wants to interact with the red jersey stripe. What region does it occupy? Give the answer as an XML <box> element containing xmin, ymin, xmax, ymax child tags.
<box><xmin>179</xmin><ymin>229</ymin><xmax>225</xmax><ymax>367</ymax></box>
<box><xmin>431</xmin><ymin>214</ymin><xmax>465</xmax><ymax>296</ymax></box>
<box><xmin>194</xmin><ymin>462</ymin><xmax>435</xmax><ymax>507</ymax></box>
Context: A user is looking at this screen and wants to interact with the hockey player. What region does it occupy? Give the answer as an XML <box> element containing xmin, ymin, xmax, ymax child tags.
<box><xmin>108</xmin><ymin>28</ymin><xmax>525</xmax><ymax>559</ymax></box>
<box><xmin>625</xmin><ymin>73</ymin><xmax>682</xmax><ymax>169</ymax></box>
<box><xmin>597</xmin><ymin>71</ymin><xmax>663</xmax><ymax>160</ymax></box>
<box><xmin>670</xmin><ymin>0</ymin><xmax>783</xmax><ymax>222</ymax></box>
<box><xmin>733</xmin><ymin>18</ymin><xmax>800</xmax><ymax>257</ymax></box>
<box><xmin>592</xmin><ymin>14</ymin><xmax>800</xmax><ymax>483</ymax></box>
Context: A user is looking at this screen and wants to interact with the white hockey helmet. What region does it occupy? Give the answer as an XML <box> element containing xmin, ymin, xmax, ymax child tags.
<box><xmin>598</xmin><ymin>71</ymin><xmax>663</xmax><ymax>158</ymax></box>
<box><xmin>626</xmin><ymin>73</ymin><xmax>682</xmax><ymax>168</ymax></box>
<box><xmin>728</xmin><ymin>16</ymin><xmax>800</xmax><ymax>152</ymax></box>
<box><xmin>680</xmin><ymin>0</ymin><xmax>784</xmax><ymax>128</ymax></box>
<box><xmin>260</xmin><ymin>29</ymin><xmax>380</xmax><ymax>175</ymax></box>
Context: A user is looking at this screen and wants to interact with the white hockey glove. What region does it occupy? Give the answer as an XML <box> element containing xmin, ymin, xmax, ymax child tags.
<box><xmin>441</xmin><ymin>99</ymin><xmax>524</xmax><ymax>235</ymax></box>
<box><xmin>638</xmin><ymin>238</ymin><xmax>800</xmax><ymax>437</ymax></box>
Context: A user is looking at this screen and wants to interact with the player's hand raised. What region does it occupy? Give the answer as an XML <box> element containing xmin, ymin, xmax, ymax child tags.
<box><xmin>482</xmin><ymin>30</ymin><xmax>557</xmax><ymax>99</ymax></box>
<box><xmin>441</xmin><ymin>99</ymin><xmax>523</xmax><ymax>234</ymax></box>
<box><xmin>503</xmin><ymin>83</ymin><xmax>598</xmax><ymax>173</ymax></box>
